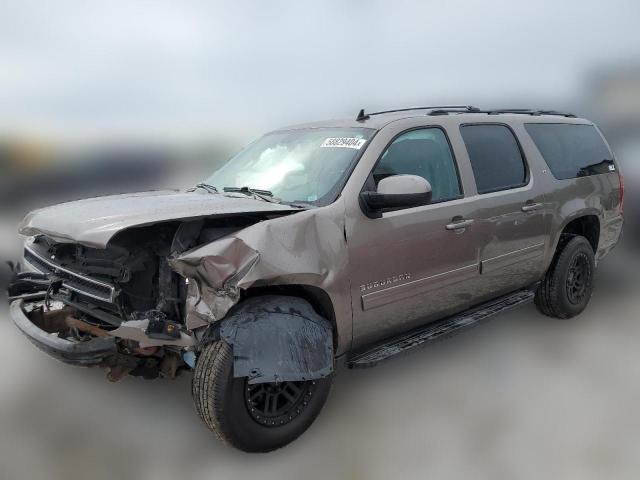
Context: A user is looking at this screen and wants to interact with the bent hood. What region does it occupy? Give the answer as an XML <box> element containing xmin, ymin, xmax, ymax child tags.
<box><xmin>19</xmin><ymin>190</ymin><xmax>297</xmax><ymax>248</ymax></box>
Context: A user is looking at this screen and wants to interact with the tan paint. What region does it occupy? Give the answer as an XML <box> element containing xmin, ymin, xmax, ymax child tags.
<box><xmin>13</xmin><ymin>111</ymin><xmax>624</xmax><ymax>357</ymax></box>
<box><xmin>169</xmin><ymin>201</ymin><xmax>354</xmax><ymax>354</ymax></box>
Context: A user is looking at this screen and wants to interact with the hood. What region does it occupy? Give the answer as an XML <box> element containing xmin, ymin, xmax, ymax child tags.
<box><xmin>19</xmin><ymin>190</ymin><xmax>297</xmax><ymax>248</ymax></box>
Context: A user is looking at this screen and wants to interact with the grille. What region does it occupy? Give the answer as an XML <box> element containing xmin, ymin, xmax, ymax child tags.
<box><xmin>24</xmin><ymin>245</ymin><xmax>116</xmax><ymax>303</ymax></box>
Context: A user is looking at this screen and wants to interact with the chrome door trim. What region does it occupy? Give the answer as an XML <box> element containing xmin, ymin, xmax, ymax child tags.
<box><xmin>361</xmin><ymin>263</ymin><xmax>479</xmax><ymax>311</ymax></box>
<box><xmin>480</xmin><ymin>243</ymin><xmax>545</xmax><ymax>275</ymax></box>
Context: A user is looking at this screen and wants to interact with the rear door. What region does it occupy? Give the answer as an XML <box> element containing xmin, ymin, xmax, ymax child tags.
<box><xmin>458</xmin><ymin>123</ymin><xmax>548</xmax><ymax>298</ymax></box>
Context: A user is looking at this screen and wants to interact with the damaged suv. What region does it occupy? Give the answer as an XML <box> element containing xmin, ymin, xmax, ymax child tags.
<box><xmin>8</xmin><ymin>106</ymin><xmax>623</xmax><ymax>452</ymax></box>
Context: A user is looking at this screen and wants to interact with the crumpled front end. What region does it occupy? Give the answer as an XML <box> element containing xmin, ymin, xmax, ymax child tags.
<box><xmin>8</xmin><ymin>199</ymin><xmax>350</xmax><ymax>382</ymax></box>
<box><xmin>169</xmin><ymin>206</ymin><xmax>351</xmax><ymax>344</ymax></box>
<box><xmin>9</xmin><ymin>293</ymin><xmax>194</xmax><ymax>381</ymax></box>
<box><xmin>171</xmin><ymin>236</ymin><xmax>261</xmax><ymax>329</ymax></box>
<box><xmin>7</xmin><ymin>226</ymin><xmax>201</xmax><ymax>381</ymax></box>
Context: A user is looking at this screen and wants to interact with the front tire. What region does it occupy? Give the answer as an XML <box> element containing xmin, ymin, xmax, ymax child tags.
<box><xmin>535</xmin><ymin>235</ymin><xmax>595</xmax><ymax>319</ymax></box>
<box><xmin>192</xmin><ymin>341</ymin><xmax>332</xmax><ymax>452</ymax></box>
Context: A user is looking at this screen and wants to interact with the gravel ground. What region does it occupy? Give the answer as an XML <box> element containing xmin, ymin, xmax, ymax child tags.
<box><xmin>1</xmin><ymin>246</ymin><xmax>639</xmax><ymax>480</ymax></box>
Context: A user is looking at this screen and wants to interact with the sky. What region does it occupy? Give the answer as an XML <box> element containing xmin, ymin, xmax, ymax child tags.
<box><xmin>0</xmin><ymin>0</ymin><xmax>639</xmax><ymax>141</ymax></box>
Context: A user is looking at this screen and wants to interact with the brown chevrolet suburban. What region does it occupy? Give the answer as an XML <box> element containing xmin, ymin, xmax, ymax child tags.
<box><xmin>7</xmin><ymin>106</ymin><xmax>624</xmax><ymax>452</ymax></box>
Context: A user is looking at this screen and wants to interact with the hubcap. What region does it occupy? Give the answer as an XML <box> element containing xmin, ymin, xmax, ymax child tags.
<box><xmin>566</xmin><ymin>252</ymin><xmax>591</xmax><ymax>305</ymax></box>
<box><xmin>244</xmin><ymin>379</ymin><xmax>315</xmax><ymax>427</ymax></box>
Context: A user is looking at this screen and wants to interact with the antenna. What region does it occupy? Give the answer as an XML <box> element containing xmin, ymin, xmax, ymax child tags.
<box><xmin>356</xmin><ymin>109</ymin><xmax>370</xmax><ymax>122</ymax></box>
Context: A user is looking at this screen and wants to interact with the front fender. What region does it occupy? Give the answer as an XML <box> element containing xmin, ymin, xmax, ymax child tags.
<box><xmin>216</xmin><ymin>295</ymin><xmax>334</xmax><ymax>384</ymax></box>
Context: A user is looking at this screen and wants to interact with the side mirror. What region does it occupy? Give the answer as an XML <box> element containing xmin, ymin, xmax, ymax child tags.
<box><xmin>360</xmin><ymin>174</ymin><xmax>432</xmax><ymax>214</ymax></box>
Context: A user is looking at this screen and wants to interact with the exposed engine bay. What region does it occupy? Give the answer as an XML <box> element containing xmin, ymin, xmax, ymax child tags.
<box><xmin>10</xmin><ymin>213</ymin><xmax>282</xmax><ymax>380</ymax></box>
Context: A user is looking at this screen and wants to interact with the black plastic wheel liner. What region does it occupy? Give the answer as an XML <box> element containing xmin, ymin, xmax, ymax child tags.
<box><xmin>218</xmin><ymin>295</ymin><xmax>334</xmax><ymax>384</ymax></box>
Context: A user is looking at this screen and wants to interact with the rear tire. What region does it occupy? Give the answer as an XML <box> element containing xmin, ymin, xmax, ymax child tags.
<box><xmin>192</xmin><ymin>341</ymin><xmax>332</xmax><ymax>452</ymax></box>
<box><xmin>535</xmin><ymin>235</ymin><xmax>595</xmax><ymax>319</ymax></box>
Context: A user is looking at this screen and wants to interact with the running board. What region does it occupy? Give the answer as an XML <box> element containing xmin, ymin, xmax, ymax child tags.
<box><xmin>347</xmin><ymin>289</ymin><xmax>534</xmax><ymax>369</ymax></box>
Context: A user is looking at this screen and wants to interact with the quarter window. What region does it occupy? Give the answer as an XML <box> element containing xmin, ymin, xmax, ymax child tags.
<box><xmin>524</xmin><ymin>123</ymin><xmax>613</xmax><ymax>179</ymax></box>
<box><xmin>372</xmin><ymin>128</ymin><xmax>461</xmax><ymax>203</ymax></box>
<box><xmin>460</xmin><ymin>124</ymin><xmax>527</xmax><ymax>194</ymax></box>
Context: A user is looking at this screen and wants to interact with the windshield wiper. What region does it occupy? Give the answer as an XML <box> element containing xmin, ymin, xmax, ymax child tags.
<box><xmin>577</xmin><ymin>159</ymin><xmax>614</xmax><ymax>177</ymax></box>
<box><xmin>222</xmin><ymin>186</ymin><xmax>315</xmax><ymax>208</ymax></box>
<box><xmin>223</xmin><ymin>186</ymin><xmax>280</xmax><ymax>203</ymax></box>
<box><xmin>191</xmin><ymin>183</ymin><xmax>219</xmax><ymax>194</ymax></box>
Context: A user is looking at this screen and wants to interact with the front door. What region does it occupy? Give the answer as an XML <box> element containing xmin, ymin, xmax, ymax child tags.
<box><xmin>345</xmin><ymin>127</ymin><xmax>482</xmax><ymax>348</ymax></box>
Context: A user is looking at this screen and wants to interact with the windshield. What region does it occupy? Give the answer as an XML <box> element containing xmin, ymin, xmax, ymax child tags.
<box><xmin>205</xmin><ymin>127</ymin><xmax>375</xmax><ymax>205</ymax></box>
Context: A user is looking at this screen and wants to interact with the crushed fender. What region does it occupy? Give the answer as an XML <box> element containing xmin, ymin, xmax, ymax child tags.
<box><xmin>169</xmin><ymin>208</ymin><xmax>349</xmax><ymax>331</ymax></box>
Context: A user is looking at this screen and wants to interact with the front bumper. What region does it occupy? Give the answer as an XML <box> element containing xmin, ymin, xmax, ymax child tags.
<box><xmin>10</xmin><ymin>299</ymin><xmax>117</xmax><ymax>366</ymax></box>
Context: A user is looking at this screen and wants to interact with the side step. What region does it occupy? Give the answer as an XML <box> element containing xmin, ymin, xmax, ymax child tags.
<box><xmin>347</xmin><ymin>289</ymin><xmax>534</xmax><ymax>369</ymax></box>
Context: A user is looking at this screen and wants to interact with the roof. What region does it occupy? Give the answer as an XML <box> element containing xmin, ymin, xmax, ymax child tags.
<box><xmin>277</xmin><ymin>106</ymin><xmax>592</xmax><ymax>132</ymax></box>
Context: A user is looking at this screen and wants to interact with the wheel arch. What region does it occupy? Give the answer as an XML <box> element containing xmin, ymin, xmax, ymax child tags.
<box><xmin>547</xmin><ymin>212</ymin><xmax>601</xmax><ymax>270</ymax></box>
<box><xmin>556</xmin><ymin>213</ymin><xmax>600</xmax><ymax>251</ymax></box>
<box><xmin>242</xmin><ymin>284</ymin><xmax>340</xmax><ymax>351</ymax></box>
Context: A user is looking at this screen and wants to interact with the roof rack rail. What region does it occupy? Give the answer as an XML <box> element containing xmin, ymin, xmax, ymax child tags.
<box><xmin>485</xmin><ymin>109</ymin><xmax>576</xmax><ymax>118</ymax></box>
<box><xmin>535</xmin><ymin>110</ymin><xmax>576</xmax><ymax>118</ymax></box>
<box><xmin>355</xmin><ymin>106</ymin><xmax>576</xmax><ymax>121</ymax></box>
<box><xmin>427</xmin><ymin>108</ymin><xmax>480</xmax><ymax>116</ymax></box>
<box><xmin>356</xmin><ymin>105</ymin><xmax>480</xmax><ymax>121</ymax></box>
<box><xmin>427</xmin><ymin>107</ymin><xmax>576</xmax><ymax>118</ymax></box>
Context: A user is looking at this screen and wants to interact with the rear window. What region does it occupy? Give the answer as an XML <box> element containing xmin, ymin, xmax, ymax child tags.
<box><xmin>460</xmin><ymin>124</ymin><xmax>527</xmax><ymax>194</ymax></box>
<box><xmin>524</xmin><ymin>123</ymin><xmax>614</xmax><ymax>180</ymax></box>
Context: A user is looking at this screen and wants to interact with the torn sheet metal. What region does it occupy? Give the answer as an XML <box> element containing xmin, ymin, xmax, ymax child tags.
<box><xmin>218</xmin><ymin>296</ymin><xmax>333</xmax><ymax>384</ymax></box>
<box><xmin>170</xmin><ymin>236</ymin><xmax>261</xmax><ymax>329</ymax></box>
<box><xmin>169</xmin><ymin>205</ymin><xmax>352</xmax><ymax>350</ymax></box>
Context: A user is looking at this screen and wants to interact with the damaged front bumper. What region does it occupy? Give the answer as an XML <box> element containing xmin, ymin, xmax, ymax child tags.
<box><xmin>10</xmin><ymin>298</ymin><xmax>196</xmax><ymax>381</ymax></box>
<box><xmin>10</xmin><ymin>299</ymin><xmax>117</xmax><ymax>365</ymax></box>
<box><xmin>9</xmin><ymin>290</ymin><xmax>196</xmax><ymax>381</ymax></box>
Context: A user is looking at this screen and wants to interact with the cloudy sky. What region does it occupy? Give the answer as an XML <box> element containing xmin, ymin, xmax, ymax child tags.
<box><xmin>0</xmin><ymin>0</ymin><xmax>638</xmax><ymax>140</ymax></box>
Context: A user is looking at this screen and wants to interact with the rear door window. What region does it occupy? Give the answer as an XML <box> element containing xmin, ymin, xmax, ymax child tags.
<box><xmin>524</xmin><ymin>123</ymin><xmax>614</xmax><ymax>179</ymax></box>
<box><xmin>460</xmin><ymin>124</ymin><xmax>527</xmax><ymax>194</ymax></box>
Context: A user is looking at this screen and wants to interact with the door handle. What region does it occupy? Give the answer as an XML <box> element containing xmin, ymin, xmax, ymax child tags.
<box><xmin>521</xmin><ymin>202</ymin><xmax>543</xmax><ymax>213</ymax></box>
<box><xmin>445</xmin><ymin>218</ymin><xmax>474</xmax><ymax>231</ymax></box>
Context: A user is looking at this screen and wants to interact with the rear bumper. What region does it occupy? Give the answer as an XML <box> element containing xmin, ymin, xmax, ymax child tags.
<box><xmin>10</xmin><ymin>299</ymin><xmax>117</xmax><ymax>366</ymax></box>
